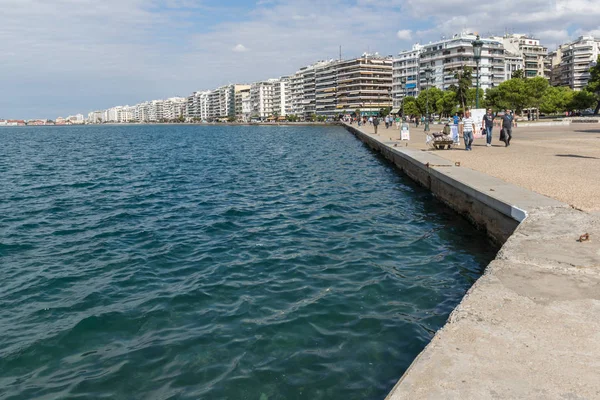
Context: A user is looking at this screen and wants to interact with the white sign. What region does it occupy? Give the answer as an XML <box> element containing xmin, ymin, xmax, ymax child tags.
<box><xmin>401</xmin><ymin>125</ymin><xmax>410</xmax><ymax>141</ymax></box>
<box><xmin>470</xmin><ymin>108</ymin><xmax>486</xmax><ymax>139</ymax></box>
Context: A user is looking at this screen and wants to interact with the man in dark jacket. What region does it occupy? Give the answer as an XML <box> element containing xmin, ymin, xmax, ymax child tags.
<box><xmin>373</xmin><ymin>116</ymin><xmax>380</xmax><ymax>134</ymax></box>
<box><xmin>482</xmin><ymin>108</ymin><xmax>494</xmax><ymax>147</ymax></box>
<box><xmin>502</xmin><ymin>110</ymin><xmax>514</xmax><ymax>147</ymax></box>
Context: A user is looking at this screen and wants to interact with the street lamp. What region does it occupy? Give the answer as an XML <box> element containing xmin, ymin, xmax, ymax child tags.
<box><xmin>424</xmin><ymin>67</ymin><xmax>433</xmax><ymax>132</ymax></box>
<box><xmin>472</xmin><ymin>34</ymin><xmax>484</xmax><ymax>109</ymax></box>
<box><xmin>400</xmin><ymin>77</ymin><xmax>406</xmax><ymax>119</ymax></box>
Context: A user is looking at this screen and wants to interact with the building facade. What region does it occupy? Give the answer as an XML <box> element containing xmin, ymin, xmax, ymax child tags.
<box><xmin>336</xmin><ymin>54</ymin><xmax>393</xmax><ymax>116</ymax></box>
<box><xmin>552</xmin><ymin>36</ymin><xmax>600</xmax><ymax>90</ymax></box>
<box><xmin>392</xmin><ymin>44</ymin><xmax>423</xmax><ymax>109</ymax></box>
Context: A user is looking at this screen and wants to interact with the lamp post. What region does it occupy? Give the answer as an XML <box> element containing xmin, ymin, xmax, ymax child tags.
<box><xmin>387</xmin><ymin>87</ymin><xmax>392</xmax><ymax>115</ymax></box>
<box><xmin>472</xmin><ymin>34</ymin><xmax>484</xmax><ymax>109</ymax></box>
<box><xmin>424</xmin><ymin>67</ymin><xmax>433</xmax><ymax>132</ymax></box>
<box><xmin>400</xmin><ymin>77</ymin><xmax>406</xmax><ymax>119</ymax></box>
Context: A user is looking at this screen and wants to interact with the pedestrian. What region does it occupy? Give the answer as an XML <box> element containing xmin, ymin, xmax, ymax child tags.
<box><xmin>451</xmin><ymin>113</ymin><xmax>460</xmax><ymax>145</ymax></box>
<box><xmin>395</xmin><ymin>115</ymin><xmax>401</xmax><ymax>129</ymax></box>
<box><xmin>368</xmin><ymin>116</ymin><xmax>373</xmax><ymax>125</ymax></box>
<box><xmin>373</xmin><ymin>116</ymin><xmax>380</xmax><ymax>134</ymax></box>
<box><xmin>501</xmin><ymin>109</ymin><xmax>514</xmax><ymax>147</ymax></box>
<box><xmin>482</xmin><ymin>108</ymin><xmax>494</xmax><ymax>147</ymax></box>
<box><xmin>460</xmin><ymin>110</ymin><xmax>476</xmax><ymax>151</ymax></box>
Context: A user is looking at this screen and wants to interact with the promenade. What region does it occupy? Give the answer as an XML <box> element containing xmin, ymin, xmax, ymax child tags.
<box><xmin>342</xmin><ymin>122</ymin><xmax>600</xmax><ymax>399</ymax></box>
<box><xmin>355</xmin><ymin>121</ymin><xmax>600</xmax><ymax>212</ymax></box>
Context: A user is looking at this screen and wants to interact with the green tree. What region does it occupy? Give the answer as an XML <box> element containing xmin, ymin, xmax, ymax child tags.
<box><xmin>467</xmin><ymin>88</ymin><xmax>484</xmax><ymax>109</ymax></box>
<box><xmin>437</xmin><ymin>90</ymin><xmax>458</xmax><ymax>118</ymax></box>
<box><xmin>416</xmin><ymin>87</ymin><xmax>443</xmax><ymax>116</ymax></box>
<box><xmin>583</xmin><ymin>56</ymin><xmax>600</xmax><ymax>114</ymax></box>
<box><xmin>454</xmin><ymin>67</ymin><xmax>473</xmax><ymax>111</ymax></box>
<box><xmin>526</xmin><ymin>77</ymin><xmax>550</xmax><ymax>118</ymax></box>
<box><xmin>511</xmin><ymin>69</ymin><xmax>525</xmax><ymax>80</ymax></box>
<box><xmin>569</xmin><ymin>90</ymin><xmax>596</xmax><ymax>111</ymax></box>
<box><xmin>379</xmin><ymin>106</ymin><xmax>392</xmax><ymax>116</ymax></box>
<box><xmin>496</xmin><ymin>78</ymin><xmax>529</xmax><ymax>113</ymax></box>
<box><xmin>403</xmin><ymin>96</ymin><xmax>420</xmax><ymax>116</ymax></box>
<box><xmin>540</xmin><ymin>86</ymin><xmax>574</xmax><ymax>114</ymax></box>
<box><xmin>354</xmin><ymin>108</ymin><xmax>361</xmax><ymax>117</ymax></box>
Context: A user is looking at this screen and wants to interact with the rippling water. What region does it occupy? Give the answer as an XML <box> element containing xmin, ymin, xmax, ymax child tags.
<box><xmin>0</xmin><ymin>125</ymin><xmax>496</xmax><ymax>400</ymax></box>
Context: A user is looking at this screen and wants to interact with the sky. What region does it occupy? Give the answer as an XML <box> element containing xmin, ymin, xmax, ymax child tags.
<box><xmin>1</xmin><ymin>0</ymin><xmax>599</xmax><ymax>119</ymax></box>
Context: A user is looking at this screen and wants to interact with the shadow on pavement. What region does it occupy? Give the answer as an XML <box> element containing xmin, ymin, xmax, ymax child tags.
<box><xmin>555</xmin><ymin>154</ymin><xmax>600</xmax><ymax>160</ymax></box>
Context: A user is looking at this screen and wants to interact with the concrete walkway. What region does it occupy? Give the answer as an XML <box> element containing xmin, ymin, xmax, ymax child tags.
<box><xmin>342</xmin><ymin>123</ymin><xmax>600</xmax><ymax>399</ymax></box>
<box><xmin>356</xmin><ymin>121</ymin><xmax>600</xmax><ymax>212</ymax></box>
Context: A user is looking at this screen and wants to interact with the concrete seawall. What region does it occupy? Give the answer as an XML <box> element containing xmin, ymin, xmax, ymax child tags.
<box><xmin>342</xmin><ymin>124</ymin><xmax>600</xmax><ymax>399</ymax></box>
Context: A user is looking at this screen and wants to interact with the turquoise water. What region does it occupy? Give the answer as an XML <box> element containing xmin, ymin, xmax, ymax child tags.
<box><xmin>0</xmin><ymin>125</ymin><xmax>496</xmax><ymax>400</ymax></box>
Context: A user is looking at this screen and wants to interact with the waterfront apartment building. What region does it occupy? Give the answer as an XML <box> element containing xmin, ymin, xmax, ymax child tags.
<box><xmin>186</xmin><ymin>91</ymin><xmax>211</xmax><ymax>120</ymax></box>
<box><xmin>273</xmin><ymin>77</ymin><xmax>291</xmax><ymax>117</ymax></box>
<box><xmin>235</xmin><ymin>88</ymin><xmax>251</xmax><ymax>121</ymax></box>
<box><xmin>289</xmin><ymin>61</ymin><xmax>334</xmax><ymax>119</ymax></box>
<box><xmin>162</xmin><ymin>97</ymin><xmax>186</xmax><ymax>120</ymax></box>
<box><xmin>392</xmin><ymin>44</ymin><xmax>423</xmax><ymax>110</ymax></box>
<box><xmin>250</xmin><ymin>79</ymin><xmax>278</xmax><ymax>119</ymax></box>
<box><xmin>335</xmin><ymin>54</ymin><xmax>392</xmax><ymax>116</ymax></box>
<box><xmin>551</xmin><ymin>36</ymin><xmax>600</xmax><ymax>90</ymax></box>
<box><xmin>494</xmin><ymin>34</ymin><xmax>550</xmax><ymax>79</ymax></box>
<box><xmin>315</xmin><ymin>61</ymin><xmax>340</xmax><ymax>118</ymax></box>
<box><xmin>87</xmin><ymin>111</ymin><xmax>104</xmax><ymax>123</ymax></box>
<box><xmin>419</xmin><ymin>33</ymin><xmax>505</xmax><ymax>93</ymax></box>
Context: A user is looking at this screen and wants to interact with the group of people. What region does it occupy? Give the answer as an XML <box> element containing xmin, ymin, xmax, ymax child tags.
<box><xmin>454</xmin><ymin>109</ymin><xmax>515</xmax><ymax>151</ymax></box>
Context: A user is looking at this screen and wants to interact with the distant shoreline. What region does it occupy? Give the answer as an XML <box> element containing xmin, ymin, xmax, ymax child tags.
<box><xmin>1</xmin><ymin>122</ymin><xmax>341</xmax><ymax>127</ymax></box>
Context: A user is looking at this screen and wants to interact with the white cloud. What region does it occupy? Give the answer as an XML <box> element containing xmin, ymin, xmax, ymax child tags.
<box><xmin>396</xmin><ymin>29</ymin><xmax>412</xmax><ymax>40</ymax></box>
<box><xmin>232</xmin><ymin>44</ymin><xmax>249</xmax><ymax>52</ymax></box>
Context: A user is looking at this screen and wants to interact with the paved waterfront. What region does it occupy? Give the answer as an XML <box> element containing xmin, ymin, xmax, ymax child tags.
<box><xmin>356</xmin><ymin>122</ymin><xmax>600</xmax><ymax>212</ymax></box>
<box><xmin>343</xmin><ymin>123</ymin><xmax>600</xmax><ymax>399</ymax></box>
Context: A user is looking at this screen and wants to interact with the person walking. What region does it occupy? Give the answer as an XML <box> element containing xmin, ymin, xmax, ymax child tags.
<box><xmin>460</xmin><ymin>110</ymin><xmax>476</xmax><ymax>151</ymax></box>
<box><xmin>502</xmin><ymin>109</ymin><xmax>514</xmax><ymax>147</ymax></box>
<box><xmin>373</xmin><ymin>116</ymin><xmax>380</xmax><ymax>134</ymax></box>
<box><xmin>451</xmin><ymin>112</ymin><xmax>460</xmax><ymax>145</ymax></box>
<box><xmin>482</xmin><ymin>108</ymin><xmax>494</xmax><ymax>147</ymax></box>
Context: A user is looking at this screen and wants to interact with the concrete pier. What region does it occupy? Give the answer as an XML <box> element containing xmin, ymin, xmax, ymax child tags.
<box><xmin>342</xmin><ymin>123</ymin><xmax>600</xmax><ymax>399</ymax></box>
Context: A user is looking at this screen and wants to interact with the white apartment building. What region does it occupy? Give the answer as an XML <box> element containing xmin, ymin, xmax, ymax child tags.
<box><xmin>392</xmin><ymin>44</ymin><xmax>423</xmax><ymax>109</ymax></box>
<box><xmin>163</xmin><ymin>97</ymin><xmax>186</xmax><ymax>120</ymax></box>
<box><xmin>186</xmin><ymin>91</ymin><xmax>211</xmax><ymax>120</ymax></box>
<box><xmin>419</xmin><ymin>33</ymin><xmax>505</xmax><ymax>93</ymax></box>
<box><xmin>273</xmin><ymin>77</ymin><xmax>291</xmax><ymax>117</ymax></box>
<box><xmin>235</xmin><ymin>88</ymin><xmax>251</xmax><ymax>121</ymax></box>
<box><xmin>493</xmin><ymin>34</ymin><xmax>549</xmax><ymax>79</ymax></box>
<box><xmin>289</xmin><ymin>72</ymin><xmax>305</xmax><ymax>117</ymax></box>
<box><xmin>250</xmin><ymin>79</ymin><xmax>278</xmax><ymax>119</ymax></box>
<box><xmin>87</xmin><ymin>111</ymin><xmax>103</xmax><ymax>123</ymax></box>
<box><xmin>289</xmin><ymin>61</ymin><xmax>334</xmax><ymax>119</ymax></box>
<box><xmin>552</xmin><ymin>36</ymin><xmax>600</xmax><ymax>90</ymax></box>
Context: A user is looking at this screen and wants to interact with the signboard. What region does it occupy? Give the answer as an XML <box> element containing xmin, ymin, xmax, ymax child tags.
<box><xmin>401</xmin><ymin>124</ymin><xmax>410</xmax><ymax>141</ymax></box>
<box><xmin>470</xmin><ymin>108</ymin><xmax>486</xmax><ymax>139</ymax></box>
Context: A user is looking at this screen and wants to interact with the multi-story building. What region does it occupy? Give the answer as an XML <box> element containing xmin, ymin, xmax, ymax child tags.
<box><xmin>288</xmin><ymin>61</ymin><xmax>334</xmax><ymax>120</ymax></box>
<box><xmin>315</xmin><ymin>61</ymin><xmax>340</xmax><ymax>118</ymax></box>
<box><xmin>552</xmin><ymin>36</ymin><xmax>600</xmax><ymax>90</ymax></box>
<box><xmin>235</xmin><ymin>87</ymin><xmax>251</xmax><ymax>121</ymax></box>
<box><xmin>250</xmin><ymin>79</ymin><xmax>278</xmax><ymax>119</ymax></box>
<box><xmin>504</xmin><ymin>53</ymin><xmax>524</xmax><ymax>81</ymax></box>
<box><xmin>186</xmin><ymin>91</ymin><xmax>211</xmax><ymax>120</ymax></box>
<box><xmin>495</xmin><ymin>34</ymin><xmax>549</xmax><ymax>79</ymax></box>
<box><xmin>163</xmin><ymin>97</ymin><xmax>186</xmax><ymax>120</ymax></box>
<box><xmin>273</xmin><ymin>76</ymin><xmax>291</xmax><ymax>117</ymax></box>
<box><xmin>289</xmin><ymin>72</ymin><xmax>305</xmax><ymax>117</ymax></box>
<box><xmin>335</xmin><ymin>54</ymin><xmax>393</xmax><ymax>116</ymax></box>
<box><xmin>87</xmin><ymin>111</ymin><xmax>104</xmax><ymax>123</ymax></box>
<box><xmin>392</xmin><ymin>44</ymin><xmax>423</xmax><ymax>110</ymax></box>
<box><xmin>419</xmin><ymin>33</ymin><xmax>505</xmax><ymax>95</ymax></box>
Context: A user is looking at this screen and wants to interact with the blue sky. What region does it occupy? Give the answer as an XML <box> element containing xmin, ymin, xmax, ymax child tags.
<box><xmin>0</xmin><ymin>0</ymin><xmax>598</xmax><ymax>119</ymax></box>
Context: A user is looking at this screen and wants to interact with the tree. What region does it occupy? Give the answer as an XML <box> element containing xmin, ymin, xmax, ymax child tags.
<box><xmin>526</xmin><ymin>77</ymin><xmax>550</xmax><ymax>118</ymax></box>
<box><xmin>540</xmin><ymin>86</ymin><xmax>574</xmax><ymax>114</ymax></box>
<box><xmin>354</xmin><ymin>108</ymin><xmax>361</xmax><ymax>117</ymax></box>
<box><xmin>495</xmin><ymin>78</ymin><xmax>529</xmax><ymax>113</ymax></box>
<box><xmin>483</xmin><ymin>87</ymin><xmax>504</xmax><ymax>111</ymax></box>
<box><xmin>416</xmin><ymin>87</ymin><xmax>443</xmax><ymax>116</ymax></box>
<box><xmin>569</xmin><ymin>90</ymin><xmax>596</xmax><ymax>111</ymax></box>
<box><xmin>467</xmin><ymin>88</ymin><xmax>484</xmax><ymax>109</ymax></box>
<box><xmin>511</xmin><ymin>69</ymin><xmax>525</xmax><ymax>80</ymax></box>
<box><xmin>403</xmin><ymin>96</ymin><xmax>420</xmax><ymax>116</ymax></box>
<box><xmin>583</xmin><ymin>56</ymin><xmax>600</xmax><ymax>114</ymax></box>
<box><xmin>454</xmin><ymin>67</ymin><xmax>473</xmax><ymax>111</ymax></box>
<box><xmin>379</xmin><ymin>106</ymin><xmax>391</xmax><ymax>116</ymax></box>
<box><xmin>437</xmin><ymin>90</ymin><xmax>458</xmax><ymax>118</ymax></box>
